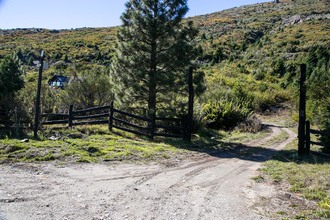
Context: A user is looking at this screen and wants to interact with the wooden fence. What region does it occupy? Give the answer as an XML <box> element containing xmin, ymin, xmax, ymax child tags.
<box><xmin>305</xmin><ymin>121</ymin><xmax>329</xmax><ymax>151</ymax></box>
<box><xmin>42</xmin><ymin>101</ymin><xmax>188</xmax><ymax>140</ymax></box>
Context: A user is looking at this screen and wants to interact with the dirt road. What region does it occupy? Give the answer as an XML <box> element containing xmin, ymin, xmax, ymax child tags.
<box><xmin>0</xmin><ymin>125</ymin><xmax>296</xmax><ymax>220</ymax></box>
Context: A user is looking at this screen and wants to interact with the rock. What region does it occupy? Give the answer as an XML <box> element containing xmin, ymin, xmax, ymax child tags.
<box><xmin>49</xmin><ymin>136</ymin><xmax>58</xmax><ymax>141</ymax></box>
<box><xmin>290</xmin><ymin>14</ymin><xmax>301</xmax><ymax>25</ymax></box>
<box><xmin>283</xmin><ymin>14</ymin><xmax>303</xmax><ymax>26</ymax></box>
<box><xmin>21</xmin><ymin>138</ymin><xmax>29</xmax><ymax>143</ymax></box>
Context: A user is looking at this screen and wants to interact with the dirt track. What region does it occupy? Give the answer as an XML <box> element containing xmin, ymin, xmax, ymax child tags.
<box><xmin>0</xmin><ymin>125</ymin><xmax>296</xmax><ymax>220</ymax></box>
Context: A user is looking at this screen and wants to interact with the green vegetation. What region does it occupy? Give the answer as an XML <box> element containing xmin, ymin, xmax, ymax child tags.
<box><xmin>0</xmin><ymin>125</ymin><xmax>186</xmax><ymax>163</ymax></box>
<box><xmin>190</xmin><ymin>0</ymin><xmax>329</xmax><ymax>130</ymax></box>
<box><xmin>261</xmin><ymin>139</ymin><xmax>330</xmax><ymax>219</ymax></box>
<box><xmin>0</xmin><ymin>0</ymin><xmax>329</xmax><ymax>132</ymax></box>
<box><xmin>0</xmin><ymin>123</ymin><xmax>272</xmax><ymax>163</ymax></box>
<box><xmin>0</xmin><ymin>54</ymin><xmax>24</xmax><ymax>112</ymax></box>
<box><xmin>306</xmin><ymin>45</ymin><xmax>330</xmax><ymax>147</ymax></box>
<box><xmin>59</xmin><ymin>66</ymin><xmax>115</xmax><ymax>109</ymax></box>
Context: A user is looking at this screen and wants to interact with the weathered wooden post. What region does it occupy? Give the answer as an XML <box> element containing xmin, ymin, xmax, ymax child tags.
<box><xmin>149</xmin><ymin>111</ymin><xmax>156</xmax><ymax>141</ymax></box>
<box><xmin>186</xmin><ymin>66</ymin><xmax>194</xmax><ymax>142</ymax></box>
<box><xmin>33</xmin><ymin>50</ymin><xmax>44</xmax><ymax>138</ymax></box>
<box><xmin>109</xmin><ymin>101</ymin><xmax>114</xmax><ymax>131</ymax></box>
<box><xmin>298</xmin><ymin>64</ymin><xmax>307</xmax><ymax>156</ymax></box>
<box><xmin>68</xmin><ymin>105</ymin><xmax>73</xmax><ymax>127</ymax></box>
<box><xmin>306</xmin><ymin>120</ymin><xmax>311</xmax><ymax>154</ymax></box>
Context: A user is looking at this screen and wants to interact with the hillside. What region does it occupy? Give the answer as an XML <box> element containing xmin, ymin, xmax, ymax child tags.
<box><xmin>0</xmin><ymin>0</ymin><xmax>329</xmax><ymax>127</ymax></box>
<box><xmin>0</xmin><ymin>0</ymin><xmax>328</xmax><ymax>74</ymax></box>
<box><xmin>0</xmin><ymin>0</ymin><xmax>328</xmax><ymax>70</ymax></box>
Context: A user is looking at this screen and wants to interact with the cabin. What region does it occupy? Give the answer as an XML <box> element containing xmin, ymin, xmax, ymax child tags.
<box><xmin>48</xmin><ymin>75</ymin><xmax>68</xmax><ymax>89</ymax></box>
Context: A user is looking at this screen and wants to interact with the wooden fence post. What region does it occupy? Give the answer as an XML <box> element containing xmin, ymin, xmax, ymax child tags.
<box><xmin>68</xmin><ymin>105</ymin><xmax>73</xmax><ymax>127</ymax></box>
<box><xmin>150</xmin><ymin>111</ymin><xmax>156</xmax><ymax>141</ymax></box>
<box><xmin>298</xmin><ymin>64</ymin><xmax>307</xmax><ymax>156</ymax></box>
<box><xmin>33</xmin><ymin>50</ymin><xmax>44</xmax><ymax>138</ymax></box>
<box><xmin>109</xmin><ymin>101</ymin><xmax>114</xmax><ymax>131</ymax></box>
<box><xmin>306</xmin><ymin>120</ymin><xmax>311</xmax><ymax>154</ymax></box>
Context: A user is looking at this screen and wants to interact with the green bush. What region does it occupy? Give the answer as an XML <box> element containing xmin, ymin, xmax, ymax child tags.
<box><xmin>59</xmin><ymin>66</ymin><xmax>115</xmax><ymax>109</ymax></box>
<box><xmin>200</xmin><ymin>100</ymin><xmax>252</xmax><ymax>130</ymax></box>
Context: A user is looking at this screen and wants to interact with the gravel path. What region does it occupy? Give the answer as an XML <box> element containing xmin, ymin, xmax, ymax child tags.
<box><xmin>0</xmin><ymin>125</ymin><xmax>296</xmax><ymax>220</ymax></box>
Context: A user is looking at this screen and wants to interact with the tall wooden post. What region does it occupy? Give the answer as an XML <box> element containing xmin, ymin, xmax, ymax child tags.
<box><xmin>33</xmin><ymin>50</ymin><xmax>44</xmax><ymax>138</ymax></box>
<box><xmin>109</xmin><ymin>101</ymin><xmax>114</xmax><ymax>131</ymax></box>
<box><xmin>186</xmin><ymin>67</ymin><xmax>194</xmax><ymax>142</ymax></box>
<box><xmin>298</xmin><ymin>64</ymin><xmax>307</xmax><ymax>156</ymax></box>
<box><xmin>68</xmin><ymin>105</ymin><xmax>73</xmax><ymax>127</ymax></box>
<box><xmin>149</xmin><ymin>111</ymin><xmax>156</xmax><ymax>141</ymax></box>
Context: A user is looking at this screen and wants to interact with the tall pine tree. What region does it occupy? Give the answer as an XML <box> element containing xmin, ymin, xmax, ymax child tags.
<box><xmin>111</xmin><ymin>0</ymin><xmax>198</xmax><ymax>117</ymax></box>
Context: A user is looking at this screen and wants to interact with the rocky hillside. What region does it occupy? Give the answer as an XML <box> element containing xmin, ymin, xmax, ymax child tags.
<box><xmin>0</xmin><ymin>0</ymin><xmax>328</xmax><ymax>73</ymax></box>
<box><xmin>189</xmin><ymin>0</ymin><xmax>329</xmax><ymax>72</ymax></box>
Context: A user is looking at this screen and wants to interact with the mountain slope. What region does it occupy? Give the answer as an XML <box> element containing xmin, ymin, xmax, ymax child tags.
<box><xmin>0</xmin><ymin>0</ymin><xmax>329</xmax><ymax>121</ymax></box>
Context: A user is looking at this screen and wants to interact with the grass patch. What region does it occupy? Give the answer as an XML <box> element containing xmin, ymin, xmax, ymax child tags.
<box><xmin>221</xmin><ymin>128</ymin><xmax>271</xmax><ymax>144</ymax></box>
<box><xmin>0</xmin><ymin>123</ymin><xmax>273</xmax><ymax>164</ymax></box>
<box><xmin>261</xmin><ymin>129</ymin><xmax>289</xmax><ymax>147</ymax></box>
<box><xmin>0</xmin><ymin>126</ymin><xmax>188</xmax><ymax>164</ymax></box>
<box><xmin>251</xmin><ymin>175</ymin><xmax>265</xmax><ymax>183</ymax></box>
<box><xmin>261</xmin><ymin>139</ymin><xmax>330</xmax><ymax>219</ymax></box>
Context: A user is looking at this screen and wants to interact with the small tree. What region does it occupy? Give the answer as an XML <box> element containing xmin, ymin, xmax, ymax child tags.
<box><xmin>59</xmin><ymin>67</ymin><xmax>115</xmax><ymax>109</ymax></box>
<box><xmin>111</xmin><ymin>0</ymin><xmax>199</xmax><ymax>118</ymax></box>
<box><xmin>0</xmin><ymin>54</ymin><xmax>24</xmax><ymax>111</ymax></box>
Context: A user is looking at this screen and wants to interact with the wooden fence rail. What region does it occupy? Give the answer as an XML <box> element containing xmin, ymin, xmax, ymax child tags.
<box><xmin>306</xmin><ymin>121</ymin><xmax>329</xmax><ymax>151</ymax></box>
<box><xmin>41</xmin><ymin>101</ymin><xmax>188</xmax><ymax>140</ymax></box>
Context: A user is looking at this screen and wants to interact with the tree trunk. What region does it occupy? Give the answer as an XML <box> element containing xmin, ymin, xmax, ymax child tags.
<box><xmin>148</xmin><ymin>73</ymin><xmax>157</xmax><ymax>140</ymax></box>
<box><xmin>148</xmin><ymin>75</ymin><xmax>157</xmax><ymax>118</ymax></box>
<box><xmin>148</xmin><ymin>31</ymin><xmax>158</xmax><ymax>138</ymax></box>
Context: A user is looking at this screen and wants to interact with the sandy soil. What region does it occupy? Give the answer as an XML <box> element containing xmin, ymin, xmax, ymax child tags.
<box><xmin>0</xmin><ymin>125</ymin><xmax>296</xmax><ymax>220</ymax></box>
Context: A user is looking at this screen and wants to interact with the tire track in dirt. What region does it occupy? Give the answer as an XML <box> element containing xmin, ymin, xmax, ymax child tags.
<box><xmin>107</xmin><ymin>157</ymin><xmax>223</xmax><ymax>219</ymax></box>
<box><xmin>96</xmin><ymin>124</ymin><xmax>296</xmax><ymax>219</ymax></box>
<box><xmin>168</xmin><ymin>159</ymin><xmax>223</xmax><ymax>189</ymax></box>
<box><xmin>196</xmin><ymin>125</ymin><xmax>297</xmax><ymax>220</ymax></box>
<box><xmin>245</xmin><ymin>124</ymin><xmax>282</xmax><ymax>147</ymax></box>
<box><xmin>109</xmin><ymin>157</ymin><xmax>225</xmax><ymax>219</ymax></box>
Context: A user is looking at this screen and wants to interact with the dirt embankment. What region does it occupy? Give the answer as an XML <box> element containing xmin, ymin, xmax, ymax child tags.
<box><xmin>0</xmin><ymin>124</ymin><xmax>296</xmax><ymax>220</ymax></box>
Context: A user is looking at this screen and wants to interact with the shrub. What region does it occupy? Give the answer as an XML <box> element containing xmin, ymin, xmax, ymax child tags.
<box><xmin>254</xmin><ymin>71</ymin><xmax>265</xmax><ymax>81</ymax></box>
<box><xmin>59</xmin><ymin>66</ymin><xmax>115</xmax><ymax>109</ymax></box>
<box><xmin>200</xmin><ymin>100</ymin><xmax>252</xmax><ymax>130</ymax></box>
<box><xmin>237</xmin><ymin>114</ymin><xmax>263</xmax><ymax>133</ymax></box>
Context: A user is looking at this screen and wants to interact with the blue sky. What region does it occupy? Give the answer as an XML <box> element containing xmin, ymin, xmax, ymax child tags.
<box><xmin>0</xmin><ymin>0</ymin><xmax>270</xmax><ymax>29</ymax></box>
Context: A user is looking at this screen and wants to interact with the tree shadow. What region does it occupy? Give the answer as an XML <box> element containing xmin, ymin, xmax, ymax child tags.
<box><xmin>165</xmin><ymin>137</ymin><xmax>330</xmax><ymax>165</ymax></box>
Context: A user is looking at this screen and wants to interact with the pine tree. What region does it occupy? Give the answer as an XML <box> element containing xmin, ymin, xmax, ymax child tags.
<box><xmin>0</xmin><ymin>54</ymin><xmax>24</xmax><ymax>111</ymax></box>
<box><xmin>111</xmin><ymin>0</ymin><xmax>198</xmax><ymax>118</ymax></box>
<box><xmin>0</xmin><ymin>54</ymin><xmax>24</xmax><ymax>98</ymax></box>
